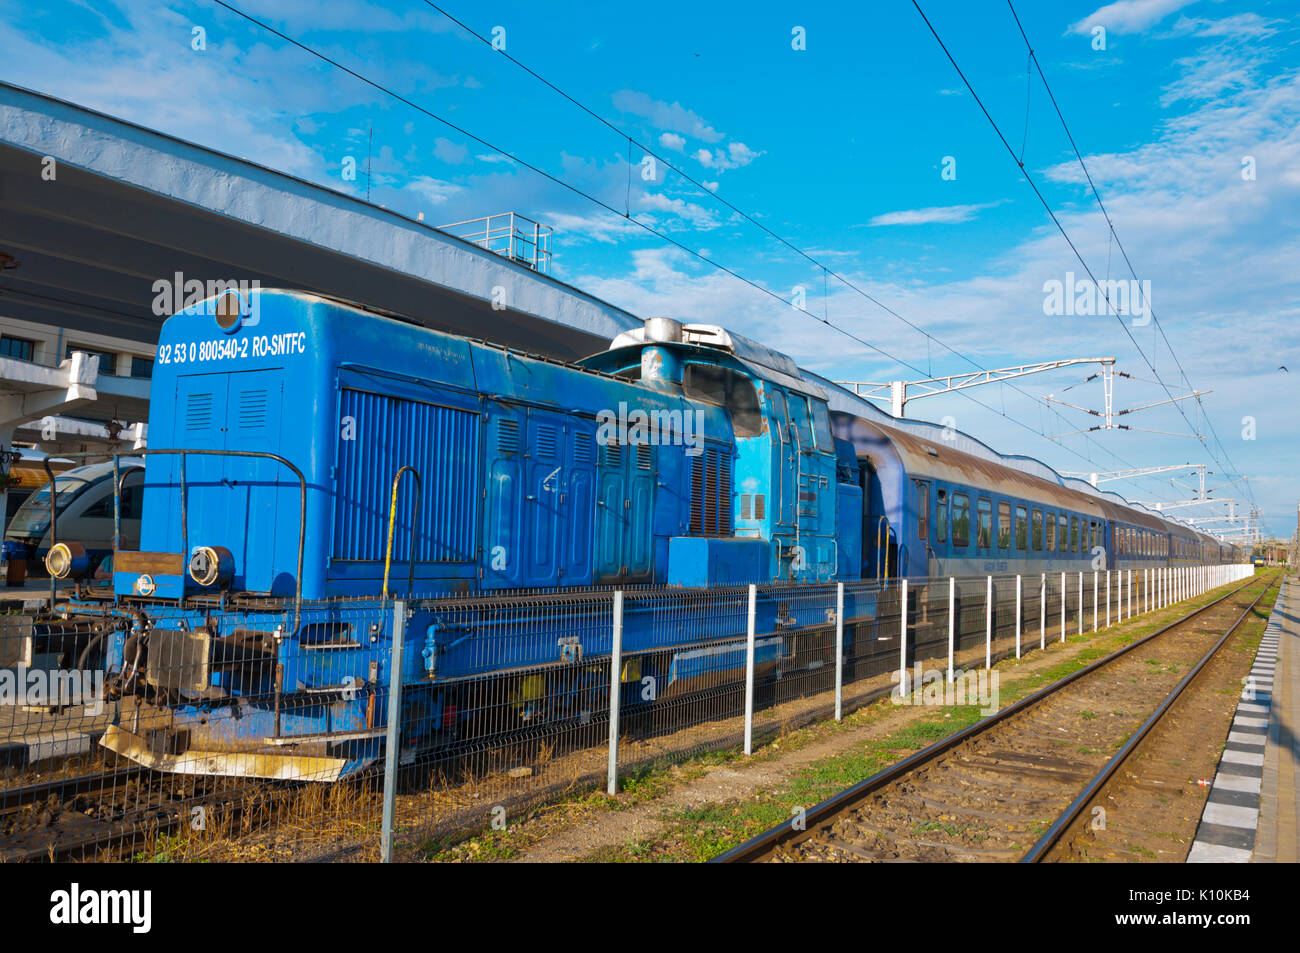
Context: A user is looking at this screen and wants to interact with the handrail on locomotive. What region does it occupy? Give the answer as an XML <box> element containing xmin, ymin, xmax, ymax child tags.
<box><xmin>381</xmin><ymin>464</ymin><xmax>423</xmax><ymax>600</ymax></box>
<box><xmin>42</xmin><ymin>448</ymin><xmax>308</xmax><ymax>633</ymax></box>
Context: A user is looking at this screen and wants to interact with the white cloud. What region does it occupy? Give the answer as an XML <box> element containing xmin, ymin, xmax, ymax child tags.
<box><xmin>1068</xmin><ymin>0</ymin><xmax>1196</xmax><ymax>36</ymax></box>
<box><xmin>865</xmin><ymin>203</ymin><xmax>997</xmax><ymax>226</ymax></box>
<box><xmin>611</xmin><ymin>89</ymin><xmax>724</xmax><ymax>143</ymax></box>
<box><xmin>659</xmin><ymin>132</ymin><xmax>686</xmax><ymax>152</ymax></box>
<box><xmin>433</xmin><ymin>136</ymin><xmax>469</xmax><ymax>164</ymax></box>
<box><xmin>1166</xmin><ymin>13</ymin><xmax>1286</xmax><ymax>41</ymax></box>
<box><xmin>541</xmin><ymin>211</ymin><xmax>642</xmax><ymax>244</ymax></box>
<box><xmin>407</xmin><ymin>176</ymin><xmax>463</xmax><ymax>205</ymax></box>
<box><xmin>692</xmin><ymin>141</ymin><xmax>763</xmax><ymax>173</ymax></box>
<box><xmin>637</xmin><ymin>192</ymin><xmax>721</xmax><ymax>230</ymax></box>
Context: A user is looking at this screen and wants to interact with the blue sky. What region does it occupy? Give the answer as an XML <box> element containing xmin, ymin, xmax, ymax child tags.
<box><xmin>2</xmin><ymin>0</ymin><xmax>1297</xmax><ymax>538</ymax></box>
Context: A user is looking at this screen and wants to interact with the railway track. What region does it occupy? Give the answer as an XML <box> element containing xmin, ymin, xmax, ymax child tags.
<box><xmin>714</xmin><ymin>573</ymin><xmax>1278</xmax><ymax>863</ymax></box>
<box><xmin>0</xmin><ymin>764</ymin><xmax>284</xmax><ymax>863</ymax></box>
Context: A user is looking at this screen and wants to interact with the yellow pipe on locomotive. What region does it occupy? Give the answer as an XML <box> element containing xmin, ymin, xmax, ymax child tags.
<box><xmin>381</xmin><ymin>465</ymin><xmax>423</xmax><ymax>599</ymax></box>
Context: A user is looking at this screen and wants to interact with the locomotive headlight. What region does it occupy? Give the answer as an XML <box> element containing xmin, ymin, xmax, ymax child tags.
<box><xmin>188</xmin><ymin>545</ymin><xmax>235</xmax><ymax>588</ymax></box>
<box><xmin>45</xmin><ymin>542</ymin><xmax>90</xmax><ymax>580</ymax></box>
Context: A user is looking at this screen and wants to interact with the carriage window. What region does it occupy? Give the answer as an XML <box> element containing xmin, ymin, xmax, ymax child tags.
<box><xmin>1070</xmin><ymin>516</ymin><xmax>1079</xmax><ymax>552</ymax></box>
<box><xmin>684</xmin><ymin>364</ymin><xmax>762</xmax><ymax>436</ymax></box>
<box><xmin>935</xmin><ymin>488</ymin><xmax>948</xmax><ymax>543</ymax></box>
<box><xmin>1032</xmin><ymin>509</ymin><xmax>1043</xmax><ymax>551</ymax></box>
<box><xmin>811</xmin><ymin>400</ymin><xmax>833</xmax><ymax>450</ymax></box>
<box><xmin>1058</xmin><ymin>515</ymin><xmax>1068</xmax><ymax>552</ymax></box>
<box><xmin>952</xmin><ymin>492</ymin><xmax>970</xmax><ymax>547</ymax></box>
<box><xmin>917</xmin><ymin>480</ymin><xmax>929</xmax><ymax>540</ymax></box>
<box><xmin>996</xmin><ymin>501</ymin><xmax>1011</xmax><ymax>549</ymax></box>
<box><xmin>1046</xmin><ymin>512</ymin><xmax>1056</xmax><ymax>552</ymax></box>
<box><xmin>1016</xmin><ymin>505</ymin><xmax>1029</xmax><ymax>551</ymax></box>
<box><xmin>977</xmin><ymin>498</ymin><xmax>993</xmax><ymax>549</ymax></box>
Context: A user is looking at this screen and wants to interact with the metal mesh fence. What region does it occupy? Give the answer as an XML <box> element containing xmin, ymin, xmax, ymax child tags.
<box><xmin>0</xmin><ymin>563</ymin><xmax>1250</xmax><ymax>861</ymax></box>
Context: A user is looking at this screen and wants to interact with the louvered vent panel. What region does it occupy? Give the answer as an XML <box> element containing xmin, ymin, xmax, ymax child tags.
<box><xmin>688</xmin><ymin>447</ymin><xmax>733</xmax><ymax>536</ymax></box>
<box><xmin>536</xmin><ymin>424</ymin><xmax>559</xmax><ymax>460</ymax></box>
<box><xmin>333</xmin><ymin>389</ymin><xmax>479</xmax><ymax>563</ymax></box>
<box><xmin>573</xmin><ymin>432</ymin><xmax>594</xmax><ymax>464</ymax></box>
<box><xmin>498</xmin><ymin>419</ymin><xmax>519</xmax><ymax>454</ymax></box>
<box><xmin>237</xmin><ymin>388</ymin><xmax>268</xmax><ymax>429</ymax></box>
<box><xmin>185</xmin><ymin>393</ymin><xmax>214</xmax><ymax>431</ymax></box>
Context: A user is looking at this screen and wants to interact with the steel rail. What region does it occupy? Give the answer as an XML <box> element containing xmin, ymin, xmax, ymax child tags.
<box><xmin>0</xmin><ymin>766</ymin><xmax>147</xmax><ymax>816</ymax></box>
<box><xmin>1022</xmin><ymin>573</ymin><xmax>1278</xmax><ymax>861</ymax></box>
<box><xmin>711</xmin><ymin>572</ymin><xmax>1266</xmax><ymax>863</ymax></box>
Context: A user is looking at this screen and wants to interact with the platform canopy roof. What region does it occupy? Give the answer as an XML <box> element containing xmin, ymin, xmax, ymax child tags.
<box><xmin>0</xmin><ymin>81</ymin><xmax>640</xmax><ymax>366</ymax></box>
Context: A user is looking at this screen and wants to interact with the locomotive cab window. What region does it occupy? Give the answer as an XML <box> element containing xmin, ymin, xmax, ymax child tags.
<box><xmin>683</xmin><ymin>364</ymin><xmax>761</xmax><ymax>437</ymax></box>
<box><xmin>811</xmin><ymin>399</ymin><xmax>833</xmax><ymax>450</ymax></box>
<box><xmin>786</xmin><ymin>393</ymin><xmax>814</xmax><ymax>450</ymax></box>
<box><xmin>768</xmin><ymin>389</ymin><xmax>788</xmax><ymax>444</ymax></box>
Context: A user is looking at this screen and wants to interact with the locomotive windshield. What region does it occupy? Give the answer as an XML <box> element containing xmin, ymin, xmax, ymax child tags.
<box><xmin>683</xmin><ymin>363</ymin><xmax>762</xmax><ymax>436</ymax></box>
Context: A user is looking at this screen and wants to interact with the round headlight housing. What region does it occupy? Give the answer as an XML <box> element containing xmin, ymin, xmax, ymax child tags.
<box><xmin>45</xmin><ymin>542</ymin><xmax>90</xmax><ymax>580</ymax></box>
<box><xmin>188</xmin><ymin>545</ymin><xmax>234</xmax><ymax>588</ymax></box>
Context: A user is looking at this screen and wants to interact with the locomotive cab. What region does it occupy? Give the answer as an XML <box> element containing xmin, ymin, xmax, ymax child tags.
<box><xmin>580</xmin><ymin>319</ymin><xmax>843</xmax><ymax>585</ymax></box>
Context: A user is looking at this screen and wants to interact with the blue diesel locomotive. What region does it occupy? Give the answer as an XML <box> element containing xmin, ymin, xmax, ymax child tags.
<box><xmin>34</xmin><ymin>289</ymin><xmax>1240</xmax><ymax>780</ymax></box>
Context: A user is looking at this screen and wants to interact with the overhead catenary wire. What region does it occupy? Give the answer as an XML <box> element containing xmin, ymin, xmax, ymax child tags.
<box><xmin>415</xmin><ymin>0</ymin><xmax>1182</xmax><ymax>490</ymax></box>
<box><xmin>209</xmin><ymin>0</ymin><xmax>1188</xmax><ymax>502</ymax></box>
<box><xmin>908</xmin><ymin>0</ymin><xmax>1253</xmax><ymax>512</ymax></box>
<box><xmin>1002</xmin><ymin>0</ymin><xmax>1256</xmax><ymax>509</ymax></box>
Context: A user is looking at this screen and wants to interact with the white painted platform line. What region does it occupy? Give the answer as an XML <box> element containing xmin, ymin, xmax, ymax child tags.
<box><xmin>1187</xmin><ymin>580</ymin><xmax>1287</xmax><ymax>864</ymax></box>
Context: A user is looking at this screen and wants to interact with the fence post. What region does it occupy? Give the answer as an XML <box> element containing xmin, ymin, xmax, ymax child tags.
<box><xmin>1039</xmin><ymin>573</ymin><xmax>1045</xmax><ymax>651</ymax></box>
<box><xmin>1106</xmin><ymin>570</ymin><xmax>1111</xmax><ymax>627</ymax></box>
<box><xmin>1060</xmin><ymin>571</ymin><xmax>1066</xmax><ymax>642</ymax></box>
<box><xmin>743</xmin><ymin>584</ymin><xmax>757</xmax><ymax>756</ymax></box>
<box><xmin>947</xmin><ymin>577</ymin><xmax>955</xmax><ymax>684</ymax></box>
<box><xmin>1092</xmin><ymin>571</ymin><xmax>1098</xmax><ymax>632</ymax></box>
<box><xmin>1078</xmin><ymin>572</ymin><xmax>1084</xmax><ymax>636</ymax></box>
<box><xmin>381</xmin><ymin>599</ymin><xmax>407</xmax><ymax>864</ymax></box>
<box><xmin>899</xmin><ymin>578</ymin><xmax>909</xmax><ymax>693</ymax></box>
<box><xmin>985</xmin><ymin>574</ymin><xmax>992</xmax><ymax>669</ymax></box>
<box><xmin>1015</xmin><ymin>574</ymin><xmax>1022</xmax><ymax>659</ymax></box>
<box><xmin>835</xmin><ymin>582</ymin><xmax>845</xmax><ymax>720</ymax></box>
<box><xmin>607</xmin><ymin>590</ymin><xmax>624</xmax><ymax>795</ymax></box>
